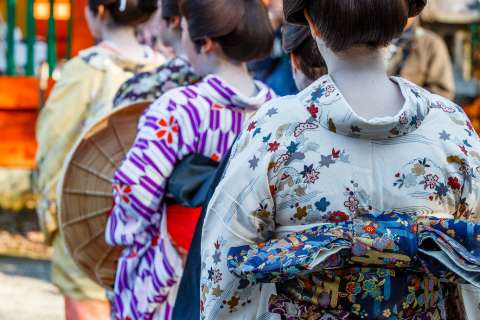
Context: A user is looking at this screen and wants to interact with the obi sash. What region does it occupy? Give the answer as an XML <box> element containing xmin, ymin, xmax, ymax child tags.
<box><xmin>227</xmin><ymin>211</ymin><xmax>480</xmax><ymax>319</ymax></box>
<box><xmin>166</xmin><ymin>204</ymin><xmax>202</xmax><ymax>251</ymax></box>
<box><xmin>227</xmin><ymin>211</ymin><xmax>480</xmax><ymax>286</ymax></box>
<box><xmin>166</xmin><ymin>154</ymin><xmax>218</xmax><ymax>252</ymax></box>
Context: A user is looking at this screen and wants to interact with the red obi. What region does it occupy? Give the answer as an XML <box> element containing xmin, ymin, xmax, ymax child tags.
<box><xmin>166</xmin><ymin>204</ymin><xmax>202</xmax><ymax>252</ymax></box>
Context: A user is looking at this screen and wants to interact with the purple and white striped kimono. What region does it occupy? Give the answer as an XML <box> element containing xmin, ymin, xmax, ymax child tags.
<box><xmin>105</xmin><ymin>75</ymin><xmax>274</xmax><ymax>319</ymax></box>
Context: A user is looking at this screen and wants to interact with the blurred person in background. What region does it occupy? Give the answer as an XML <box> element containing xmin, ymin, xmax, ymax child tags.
<box><xmin>135</xmin><ymin>0</ymin><xmax>179</xmax><ymax>58</ymax></box>
<box><xmin>113</xmin><ymin>0</ymin><xmax>199</xmax><ymax>109</ymax></box>
<box><xmin>282</xmin><ymin>23</ymin><xmax>327</xmax><ymax>90</ymax></box>
<box><xmin>249</xmin><ymin>0</ymin><xmax>298</xmax><ymax>96</ymax></box>
<box><xmin>35</xmin><ymin>0</ymin><xmax>163</xmax><ymax>319</ymax></box>
<box><xmin>104</xmin><ymin>0</ymin><xmax>276</xmax><ymax>318</ymax></box>
<box><xmin>386</xmin><ymin>16</ymin><xmax>455</xmax><ymax>99</ymax></box>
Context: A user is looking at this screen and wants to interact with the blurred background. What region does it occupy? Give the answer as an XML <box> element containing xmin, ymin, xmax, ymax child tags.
<box><xmin>1</xmin><ymin>0</ymin><xmax>480</xmax><ymax>318</ymax></box>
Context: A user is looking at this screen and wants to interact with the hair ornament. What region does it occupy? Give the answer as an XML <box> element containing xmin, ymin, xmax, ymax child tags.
<box><xmin>119</xmin><ymin>0</ymin><xmax>127</xmax><ymax>12</ymax></box>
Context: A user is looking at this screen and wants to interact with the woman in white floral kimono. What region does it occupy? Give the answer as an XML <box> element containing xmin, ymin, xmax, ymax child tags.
<box><xmin>201</xmin><ymin>1</ymin><xmax>480</xmax><ymax>319</ymax></box>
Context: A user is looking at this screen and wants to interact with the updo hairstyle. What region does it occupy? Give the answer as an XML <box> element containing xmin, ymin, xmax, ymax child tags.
<box><xmin>89</xmin><ymin>0</ymin><xmax>158</xmax><ymax>26</ymax></box>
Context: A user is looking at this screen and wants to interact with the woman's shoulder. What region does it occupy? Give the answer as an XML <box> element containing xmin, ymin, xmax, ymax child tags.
<box><xmin>151</xmin><ymin>81</ymin><xmax>203</xmax><ymax>106</ymax></box>
<box><xmin>52</xmin><ymin>55</ymin><xmax>103</xmax><ymax>87</ymax></box>
<box><xmin>423</xmin><ymin>88</ymin><xmax>471</xmax><ymax>126</ymax></box>
<box><xmin>255</xmin><ymin>94</ymin><xmax>303</xmax><ymax>120</ymax></box>
<box><xmin>141</xmin><ymin>82</ymin><xmax>208</xmax><ymax>126</ymax></box>
<box><xmin>113</xmin><ymin>57</ymin><xmax>198</xmax><ymax>108</ymax></box>
<box><xmin>245</xmin><ymin>90</ymin><xmax>314</xmax><ymax>137</ymax></box>
<box><xmin>228</xmin><ymin>94</ymin><xmax>309</xmax><ymax>158</ymax></box>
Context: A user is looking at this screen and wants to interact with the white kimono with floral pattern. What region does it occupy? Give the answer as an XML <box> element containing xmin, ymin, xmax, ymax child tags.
<box><xmin>201</xmin><ymin>75</ymin><xmax>480</xmax><ymax>319</ymax></box>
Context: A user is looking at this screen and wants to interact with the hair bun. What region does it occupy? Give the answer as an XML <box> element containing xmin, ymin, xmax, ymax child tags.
<box><xmin>138</xmin><ymin>0</ymin><xmax>158</xmax><ymax>14</ymax></box>
<box><xmin>406</xmin><ymin>0</ymin><xmax>427</xmax><ymax>17</ymax></box>
<box><xmin>161</xmin><ymin>0</ymin><xmax>180</xmax><ymax>19</ymax></box>
<box><xmin>89</xmin><ymin>0</ymin><xmax>157</xmax><ymax>26</ymax></box>
<box><xmin>283</xmin><ymin>0</ymin><xmax>308</xmax><ymax>25</ymax></box>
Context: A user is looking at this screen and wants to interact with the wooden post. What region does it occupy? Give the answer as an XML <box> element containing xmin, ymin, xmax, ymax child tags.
<box><xmin>26</xmin><ymin>0</ymin><xmax>36</xmax><ymax>76</ymax></box>
<box><xmin>66</xmin><ymin>0</ymin><xmax>74</xmax><ymax>59</ymax></box>
<box><xmin>71</xmin><ymin>0</ymin><xmax>94</xmax><ymax>56</ymax></box>
<box><xmin>47</xmin><ymin>0</ymin><xmax>57</xmax><ymax>76</ymax></box>
<box><xmin>6</xmin><ymin>0</ymin><xmax>16</xmax><ymax>75</ymax></box>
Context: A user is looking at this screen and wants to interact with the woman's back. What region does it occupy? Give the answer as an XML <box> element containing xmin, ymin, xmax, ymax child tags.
<box><xmin>258</xmin><ymin>76</ymin><xmax>479</xmax><ymax>228</ymax></box>
<box><xmin>200</xmin><ymin>74</ymin><xmax>480</xmax><ymax>319</ymax></box>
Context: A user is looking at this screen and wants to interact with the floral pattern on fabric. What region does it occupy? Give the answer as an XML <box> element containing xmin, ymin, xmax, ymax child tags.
<box><xmin>113</xmin><ymin>57</ymin><xmax>199</xmax><ymax>109</ymax></box>
<box><xmin>227</xmin><ymin>213</ymin><xmax>480</xmax><ymax>285</ymax></box>
<box><xmin>106</xmin><ymin>75</ymin><xmax>274</xmax><ymax>319</ymax></box>
<box><xmin>200</xmin><ymin>75</ymin><xmax>480</xmax><ymax>320</ymax></box>
<box><xmin>269</xmin><ymin>269</ymin><xmax>444</xmax><ymax>320</ymax></box>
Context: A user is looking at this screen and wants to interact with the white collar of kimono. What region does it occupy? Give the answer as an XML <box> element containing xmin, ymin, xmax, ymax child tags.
<box><xmin>79</xmin><ymin>41</ymin><xmax>163</xmax><ymax>71</ymax></box>
<box><xmin>298</xmin><ymin>74</ymin><xmax>431</xmax><ymax>140</ymax></box>
<box><xmin>201</xmin><ymin>74</ymin><xmax>273</xmax><ymax>111</ymax></box>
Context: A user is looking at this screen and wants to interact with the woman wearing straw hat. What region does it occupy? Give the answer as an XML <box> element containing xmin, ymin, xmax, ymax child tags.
<box><xmin>201</xmin><ymin>0</ymin><xmax>480</xmax><ymax>319</ymax></box>
<box><xmin>104</xmin><ymin>0</ymin><xmax>276</xmax><ymax>318</ymax></box>
<box><xmin>36</xmin><ymin>0</ymin><xmax>163</xmax><ymax>318</ymax></box>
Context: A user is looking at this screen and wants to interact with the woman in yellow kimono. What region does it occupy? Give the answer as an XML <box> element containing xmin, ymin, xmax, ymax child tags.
<box><xmin>35</xmin><ymin>0</ymin><xmax>162</xmax><ymax>318</ymax></box>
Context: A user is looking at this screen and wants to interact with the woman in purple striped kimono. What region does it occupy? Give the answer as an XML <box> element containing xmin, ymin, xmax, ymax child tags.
<box><xmin>105</xmin><ymin>0</ymin><xmax>275</xmax><ymax>318</ymax></box>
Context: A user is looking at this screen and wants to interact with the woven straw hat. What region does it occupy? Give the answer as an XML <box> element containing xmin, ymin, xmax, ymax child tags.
<box><xmin>58</xmin><ymin>102</ymin><xmax>149</xmax><ymax>288</ymax></box>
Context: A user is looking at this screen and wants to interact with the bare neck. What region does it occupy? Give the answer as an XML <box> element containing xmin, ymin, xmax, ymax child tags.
<box><xmin>102</xmin><ymin>26</ymin><xmax>147</xmax><ymax>61</ymax></box>
<box><xmin>170</xmin><ymin>36</ymin><xmax>184</xmax><ymax>57</ymax></box>
<box><xmin>213</xmin><ymin>60</ymin><xmax>257</xmax><ymax>97</ymax></box>
<box><xmin>318</xmin><ymin>41</ymin><xmax>405</xmax><ymax>120</ymax></box>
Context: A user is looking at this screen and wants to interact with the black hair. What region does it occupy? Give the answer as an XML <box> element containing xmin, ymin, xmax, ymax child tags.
<box><xmin>180</xmin><ymin>0</ymin><xmax>274</xmax><ymax>62</ymax></box>
<box><xmin>161</xmin><ymin>0</ymin><xmax>180</xmax><ymax>20</ymax></box>
<box><xmin>282</xmin><ymin>23</ymin><xmax>327</xmax><ymax>80</ymax></box>
<box><xmin>89</xmin><ymin>0</ymin><xmax>157</xmax><ymax>26</ymax></box>
<box><xmin>283</xmin><ymin>0</ymin><xmax>427</xmax><ymax>52</ymax></box>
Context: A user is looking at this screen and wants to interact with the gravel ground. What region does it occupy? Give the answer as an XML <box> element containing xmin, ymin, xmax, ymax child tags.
<box><xmin>0</xmin><ymin>256</ymin><xmax>63</xmax><ymax>320</ymax></box>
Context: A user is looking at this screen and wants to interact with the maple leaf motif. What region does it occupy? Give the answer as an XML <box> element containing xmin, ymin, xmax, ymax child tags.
<box><xmin>247</xmin><ymin>121</ymin><xmax>257</xmax><ymax>132</ymax></box>
<box><xmin>294</xmin><ymin>206</ymin><xmax>308</xmax><ymax>220</ymax></box>
<box><xmin>307</xmin><ymin>104</ymin><xmax>319</xmax><ymax>118</ymax></box>
<box><xmin>331</xmin><ymin>148</ymin><xmax>341</xmax><ymax>159</ymax></box>
<box><xmin>268</xmin><ymin>141</ymin><xmax>280</xmax><ymax>152</ymax></box>
<box><xmin>227</xmin><ymin>296</ymin><xmax>240</xmax><ymax>311</ymax></box>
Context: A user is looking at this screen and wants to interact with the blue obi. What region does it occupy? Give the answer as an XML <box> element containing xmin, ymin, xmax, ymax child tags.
<box><xmin>227</xmin><ymin>211</ymin><xmax>480</xmax><ymax>319</ymax></box>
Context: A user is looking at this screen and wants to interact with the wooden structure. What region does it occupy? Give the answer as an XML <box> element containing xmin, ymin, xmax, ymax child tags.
<box><xmin>0</xmin><ymin>0</ymin><xmax>93</xmax><ymax>169</ymax></box>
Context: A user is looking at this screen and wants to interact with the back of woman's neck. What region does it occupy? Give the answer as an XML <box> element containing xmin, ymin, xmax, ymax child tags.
<box><xmin>214</xmin><ymin>62</ymin><xmax>257</xmax><ymax>97</ymax></box>
<box><xmin>324</xmin><ymin>48</ymin><xmax>405</xmax><ymax>120</ymax></box>
<box><xmin>102</xmin><ymin>27</ymin><xmax>147</xmax><ymax>61</ymax></box>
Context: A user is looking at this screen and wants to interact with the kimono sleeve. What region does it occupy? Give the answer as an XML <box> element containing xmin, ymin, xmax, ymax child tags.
<box><xmin>200</xmin><ymin>102</ymin><xmax>284</xmax><ymax>320</ymax></box>
<box><xmin>456</xmin><ymin>112</ymin><xmax>480</xmax><ymax>221</ymax></box>
<box><xmin>105</xmin><ymin>93</ymin><xmax>185</xmax><ymax>247</ymax></box>
<box><xmin>35</xmin><ymin>58</ymin><xmax>99</xmax><ymax>242</ymax></box>
<box><xmin>36</xmin><ymin>58</ymin><xmax>98</xmax><ymax>190</ymax></box>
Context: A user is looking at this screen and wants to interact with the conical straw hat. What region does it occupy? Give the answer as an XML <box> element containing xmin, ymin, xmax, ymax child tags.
<box><xmin>58</xmin><ymin>102</ymin><xmax>149</xmax><ymax>288</ymax></box>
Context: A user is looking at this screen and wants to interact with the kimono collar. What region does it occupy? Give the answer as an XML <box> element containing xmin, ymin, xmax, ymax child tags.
<box><xmin>298</xmin><ymin>74</ymin><xmax>431</xmax><ymax>140</ymax></box>
<box><xmin>79</xmin><ymin>41</ymin><xmax>164</xmax><ymax>73</ymax></box>
<box><xmin>201</xmin><ymin>75</ymin><xmax>274</xmax><ymax>111</ymax></box>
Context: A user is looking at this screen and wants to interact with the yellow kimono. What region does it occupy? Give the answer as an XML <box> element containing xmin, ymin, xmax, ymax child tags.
<box><xmin>36</xmin><ymin>42</ymin><xmax>163</xmax><ymax>300</ymax></box>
